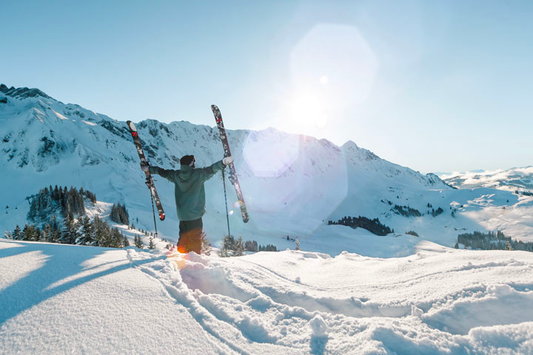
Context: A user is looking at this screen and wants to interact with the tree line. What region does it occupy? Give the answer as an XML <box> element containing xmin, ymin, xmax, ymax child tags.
<box><xmin>220</xmin><ymin>235</ymin><xmax>277</xmax><ymax>257</ymax></box>
<box><xmin>6</xmin><ymin>186</ymin><xmax>136</xmax><ymax>249</ymax></box>
<box><xmin>381</xmin><ymin>200</ymin><xmax>444</xmax><ymax>218</ymax></box>
<box><xmin>329</xmin><ymin>216</ymin><xmax>394</xmax><ymax>236</ymax></box>
<box><xmin>457</xmin><ymin>231</ymin><xmax>533</xmax><ymax>252</ymax></box>
<box><xmin>110</xmin><ymin>202</ymin><xmax>129</xmax><ymax>225</ymax></box>
<box><xmin>7</xmin><ymin>215</ymin><xmax>129</xmax><ymax>248</ymax></box>
<box><xmin>391</xmin><ymin>205</ymin><xmax>422</xmax><ymax>217</ymax></box>
<box><xmin>28</xmin><ymin>185</ymin><xmax>97</xmax><ymax>221</ymax></box>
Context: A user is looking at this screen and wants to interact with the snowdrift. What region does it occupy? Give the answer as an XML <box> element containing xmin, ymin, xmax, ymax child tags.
<box><xmin>1</xmin><ymin>240</ymin><xmax>533</xmax><ymax>354</ymax></box>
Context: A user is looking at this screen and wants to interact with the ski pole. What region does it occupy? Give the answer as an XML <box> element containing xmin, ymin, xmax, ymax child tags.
<box><xmin>221</xmin><ymin>169</ymin><xmax>231</xmax><ymax>237</ymax></box>
<box><xmin>150</xmin><ymin>191</ymin><xmax>158</xmax><ymax>239</ymax></box>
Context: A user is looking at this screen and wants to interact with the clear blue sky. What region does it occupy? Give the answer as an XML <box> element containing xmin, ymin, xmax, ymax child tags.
<box><xmin>1</xmin><ymin>0</ymin><xmax>532</xmax><ymax>173</ymax></box>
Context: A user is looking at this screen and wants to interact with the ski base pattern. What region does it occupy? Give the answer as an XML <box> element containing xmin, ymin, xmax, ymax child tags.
<box><xmin>126</xmin><ymin>120</ymin><xmax>165</xmax><ymax>221</ymax></box>
<box><xmin>211</xmin><ymin>105</ymin><xmax>250</xmax><ymax>223</ymax></box>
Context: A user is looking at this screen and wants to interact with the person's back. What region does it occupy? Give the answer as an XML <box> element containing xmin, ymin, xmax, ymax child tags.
<box><xmin>146</xmin><ymin>155</ymin><xmax>233</xmax><ymax>253</ymax></box>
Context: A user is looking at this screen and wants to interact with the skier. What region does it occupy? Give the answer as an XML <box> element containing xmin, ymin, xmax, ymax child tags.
<box><xmin>142</xmin><ymin>155</ymin><xmax>234</xmax><ymax>254</ymax></box>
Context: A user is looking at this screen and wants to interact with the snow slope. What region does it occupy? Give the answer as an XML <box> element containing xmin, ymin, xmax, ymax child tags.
<box><xmin>1</xmin><ymin>239</ymin><xmax>533</xmax><ymax>354</ymax></box>
<box><xmin>442</xmin><ymin>167</ymin><xmax>533</xmax><ymax>192</ymax></box>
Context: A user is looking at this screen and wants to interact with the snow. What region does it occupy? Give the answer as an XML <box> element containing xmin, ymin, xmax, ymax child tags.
<box><xmin>442</xmin><ymin>167</ymin><xmax>533</xmax><ymax>192</ymax></box>
<box><xmin>1</xmin><ymin>239</ymin><xmax>533</xmax><ymax>354</ymax></box>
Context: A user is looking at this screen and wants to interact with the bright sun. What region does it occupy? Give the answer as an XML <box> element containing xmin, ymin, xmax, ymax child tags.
<box><xmin>288</xmin><ymin>91</ymin><xmax>328</xmax><ymax>130</ymax></box>
<box><xmin>282</xmin><ymin>24</ymin><xmax>379</xmax><ymax>137</ymax></box>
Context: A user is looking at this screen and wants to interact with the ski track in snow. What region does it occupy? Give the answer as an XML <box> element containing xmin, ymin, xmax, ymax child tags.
<box><xmin>122</xmin><ymin>246</ymin><xmax>533</xmax><ymax>354</ymax></box>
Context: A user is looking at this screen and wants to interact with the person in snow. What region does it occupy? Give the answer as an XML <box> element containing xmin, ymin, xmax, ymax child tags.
<box><xmin>142</xmin><ymin>155</ymin><xmax>233</xmax><ymax>254</ymax></box>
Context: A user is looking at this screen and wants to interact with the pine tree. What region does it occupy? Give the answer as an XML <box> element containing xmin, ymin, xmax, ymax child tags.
<box><xmin>94</xmin><ymin>216</ymin><xmax>109</xmax><ymax>247</ymax></box>
<box><xmin>12</xmin><ymin>225</ymin><xmax>21</xmax><ymax>240</ymax></box>
<box><xmin>149</xmin><ymin>236</ymin><xmax>155</xmax><ymax>249</ymax></box>
<box><xmin>200</xmin><ymin>233</ymin><xmax>211</xmax><ymax>256</ymax></box>
<box><xmin>110</xmin><ymin>228</ymin><xmax>123</xmax><ymax>248</ymax></box>
<box><xmin>60</xmin><ymin>211</ymin><xmax>77</xmax><ymax>244</ymax></box>
<box><xmin>234</xmin><ymin>236</ymin><xmax>244</xmax><ymax>256</ymax></box>
<box><xmin>34</xmin><ymin>226</ymin><xmax>41</xmax><ymax>242</ymax></box>
<box><xmin>22</xmin><ymin>224</ymin><xmax>33</xmax><ymax>241</ymax></box>
<box><xmin>134</xmin><ymin>235</ymin><xmax>144</xmax><ymax>249</ymax></box>
<box><xmin>220</xmin><ymin>235</ymin><xmax>235</xmax><ymax>257</ymax></box>
<box><xmin>110</xmin><ymin>202</ymin><xmax>129</xmax><ymax>225</ymax></box>
<box><xmin>78</xmin><ymin>216</ymin><xmax>95</xmax><ymax>245</ymax></box>
<box><xmin>123</xmin><ymin>235</ymin><xmax>130</xmax><ymax>247</ymax></box>
<box><xmin>43</xmin><ymin>223</ymin><xmax>52</xmax><ymax>243</ymax></box>
<box><xmin>49</xmin><ymin>218</ymin><xmax>61</xmax><ymax>243</ymax></box>
<box><xmin>244</xmin><ymin>240</ymin><xmax>258</xmax><ymax>252</ymax></box>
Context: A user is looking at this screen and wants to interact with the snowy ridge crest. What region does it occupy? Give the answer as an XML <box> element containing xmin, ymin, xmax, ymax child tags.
<box><xmin>0</xmin><ymin>84</ymin><xmax>52</xmax><ymax>100</ymax></box>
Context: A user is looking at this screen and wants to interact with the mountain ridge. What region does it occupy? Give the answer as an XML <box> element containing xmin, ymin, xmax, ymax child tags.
<box><xmin>4</xmin><ymin>84</ymin><xmax>532</xmax><ymax>256</ymax></box>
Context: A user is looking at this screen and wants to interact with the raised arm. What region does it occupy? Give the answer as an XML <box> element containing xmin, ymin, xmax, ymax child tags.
<box><xmin>149</xmin><ymin>166</ymin><xmax>179</xmax><ymax>183</ymax></box>
<box><xmin>197</xmin><ymin>160</ymin><xmax>226</xmax><ymax>182</ymax></box>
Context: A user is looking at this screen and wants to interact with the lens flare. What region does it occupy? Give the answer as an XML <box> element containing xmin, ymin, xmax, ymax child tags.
<box><xmin>280</xmin><ymin>24</ymin><xmax>378</xmax><ymax>139</ymax></box>
<box><xmin>243</xmin><ymin>129</ymin><xmax>300</xmax><ymax>178</ymax></box>
<box><xmin>166</xmin><ymin>247</ymin><xmax>188</xmax><ymax>270</ymax></box>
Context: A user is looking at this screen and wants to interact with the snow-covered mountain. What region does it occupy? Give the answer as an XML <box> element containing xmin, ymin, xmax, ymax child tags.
<box><xmin>1</xmin><ymin>84</ymin><xmax>532</xmax><ymax>255</ymax></box>
<box><xmin>442</xmin><ymin>167</ymin><xmax>533</xmax><ymax>192</ymax></box>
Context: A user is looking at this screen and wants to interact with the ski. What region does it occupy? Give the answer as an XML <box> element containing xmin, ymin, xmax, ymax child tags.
<box><xmin>126</xmin><ymin>120</ymin><xmax>165</xmax><ymax>221</ymax></box>
<box><xmin>211</xmin><ymin>105</ymin><xmax>250</xmax><ymax>223</ymax></box>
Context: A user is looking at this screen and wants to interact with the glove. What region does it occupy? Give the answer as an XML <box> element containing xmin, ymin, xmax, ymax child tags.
<box><xmin>140</xmin><ymin>162</ymin><xmax>150</xmax><ymax>172</ymax></box>
<box><xmin>223</xmin><ymin>156</ymin><xmax>234</xmax><ymax>166</ymax></box>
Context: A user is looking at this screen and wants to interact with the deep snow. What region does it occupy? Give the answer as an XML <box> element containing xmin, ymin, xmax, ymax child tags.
<box><xmin>1</xmin><ymin>240</ymin><xmax>533</xmax><ymax>354</ymax></box>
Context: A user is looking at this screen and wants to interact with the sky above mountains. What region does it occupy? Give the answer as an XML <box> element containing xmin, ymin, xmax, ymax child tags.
<box><xmin>1</xmin><ymin>0</ymin><xmax>532</xmax><ymax>173</ymax></box>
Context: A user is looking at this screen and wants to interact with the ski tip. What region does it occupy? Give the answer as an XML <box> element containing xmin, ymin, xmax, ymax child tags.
<box><xmin>126</xmin><ymin>121</ymin><xmax>137</xmax><ymax>131</ymax></box>
<box><xmin>243</xmin><ymin>216</ymin><xmax>249</xmax><ymax>223</ymax></box>
<box><xmin>211</xmin><ymin>104</ymin><xmax>218</xmax><ymax>111</ymax></box>
<box><xmin>159</xmin><ymin>213</ymin><xmax>165</xmax><ymax>221</ymax></box>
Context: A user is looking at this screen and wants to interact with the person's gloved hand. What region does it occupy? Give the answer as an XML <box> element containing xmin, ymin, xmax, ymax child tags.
<box><xmin>223</xmin><ymin>156</ymin><xmax>234</xmax><ymax>166</ymax></box>
<box><xmin>140</xmin><ymin>161</ymin><xmax>150</xmax><ymax>172</ymax></box>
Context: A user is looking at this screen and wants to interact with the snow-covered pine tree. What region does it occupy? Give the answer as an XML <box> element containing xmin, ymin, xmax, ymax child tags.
<box><xmin>42</xmin><ymin>223</ymin><xmax>52</xmax><ymax>242</ymax></box>
<box><xmin>22</xmin><ymin>224</ymin><xmax>37</xmax><ymax>241</ymax></box>
<box><xmin>200</xmin><ymin>233</ymin><xmax>211</xmax><ymax>255</ymax></box>
<box><xmin>134</xmin><ymin>235</ymin><xmax>144</xmax><ymax>249</ymax></box>
<box><xmin>78</xmin><ymin>216</ymin><xmax>95</xmax><ymax>246</ymax></box>
<box><xmin>94</xmin><ymin>216</ymin><xmax>107</xmax><ymax>247</ymax></box>
<box><xmin>34</xmin><ymin>226</ymin><xmax>41</xmax><ymax>242</ymax></box>
<box><xmin>234</xmin><ymin>236</ymin><xmax>244</xmax><ymax>256</ymax></box>
<box><xmin>244</xmin><ymin>240</ymin><xmax>258</xmax><ymax>252</ymax></box>
<box><xmin>220</xmin><ymin>235</ymin><xmax>235</xmax><ymax>257</ymax></box>
<box><xmin>110</xmin><ymin>228</ymin><xmax>123</xmax><ymax>248</ymax></box>
<box><xmin>60</xmin><ymin>211</ymin><xmax>78</xmax><ymax>244</ymax></box>
<box><xmin>12</xmin><ymin>225</ymin><xmax>21</xmax><ymax>240</ymax></box>
<box><xmin>49</xmin><ymin>216</ymin><xmax>61</xmax><ymax>243</ymax></box>
<box><xmin>110</xmin><ymin>203</ymin><xmax>129</xmax><ymax>225</ymax></box>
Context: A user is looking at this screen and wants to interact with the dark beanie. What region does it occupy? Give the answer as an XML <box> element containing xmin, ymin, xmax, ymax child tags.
<box><xmin>180</xmin><ymin>155</ymin><xmax>195</xmax><ymax>166</ymax></box>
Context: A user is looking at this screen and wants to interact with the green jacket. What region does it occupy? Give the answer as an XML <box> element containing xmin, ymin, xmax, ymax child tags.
<box><xmin>149</xmin><ymin>160</ymin><xmax>225</xmax><ymax>221</ymax></box>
